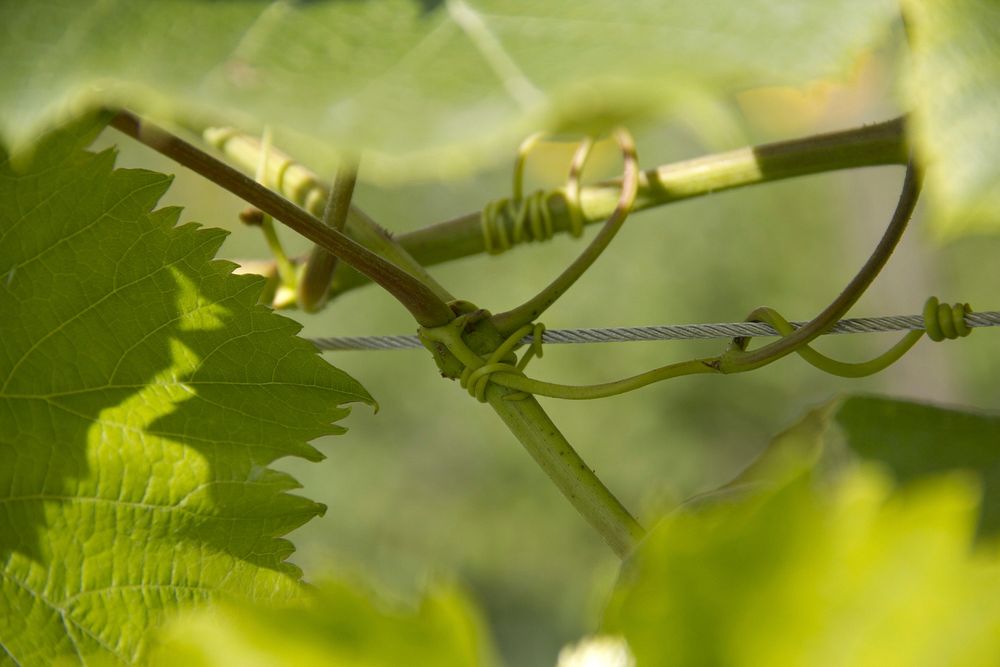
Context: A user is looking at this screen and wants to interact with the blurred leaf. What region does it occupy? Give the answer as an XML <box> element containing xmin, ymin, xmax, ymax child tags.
<box><xmin>698</xmin><ymin>395</ymin><xmax>1000</xmax><ymax>537</ymax></box>
<box><xmin>606</xmin><ymin>468</ymin><xmax>1000</xmax><ymax>666</ymax></box>
<box><xmin>903</xmin><ymin>0</ymin><xmax>1000</xmax><ymax>238</ymax></box>
<box><xmin>0</xmin><ymin>0</ymin><xmax>898</xmax><ymax>183</ymax></box>
<box><xmin>152</xmin><ymin>579</ymin><xmax>498</xmax><ymax>667</ymax></box>
<box><xmin>0</xmin><ymin>119</ymin><xmax>373</xmax><ymax>664</ymax></box>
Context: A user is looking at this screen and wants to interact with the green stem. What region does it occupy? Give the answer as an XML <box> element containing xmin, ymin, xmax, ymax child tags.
<box><xmin>211</xmin><ymin>120</ymin><xmax>906</xmax><ymax>301</ymax></box>
<box><xmin>328</xmin><ymin>117</ymin><xmax>907</xmax><ymax>297</ymax></box>
<box><xmin>419</xmin><ymin>309</ymin><xmax>643</xmax><ymax>557</ymax></box>
<box><xmin>486</xmin><ymin>386</ymin><xmax>645</xmax><ymax>558</ymax></box>
<box><xmin>110</xmin><ymin>111</ymin><xmax>454</xmax><ymax>327</ymax></box>
<box><xmin>299</xmin><ymin>159</ymin><xmax>360</xmax><ymax>312</ymax></box>
<box><xmin>490</xmin><ymin>358</ymin><xmax>719</xmax><ymax>400</ymax></box>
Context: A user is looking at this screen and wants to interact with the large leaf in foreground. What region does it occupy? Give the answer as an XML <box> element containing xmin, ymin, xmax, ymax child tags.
<box><xmin>606</xmin><ymin>470</ymin><xmax>1000</xmax><ymax>666</ymax></box>
<box><xmin>0</xmin><ymin>120</ymin><xmax>373</xmax><ymax>664</ymax></box>
<box><xmin>152</xmin><ymin>579</ymin><xmax>497</xmax><ymax>667</ymax></box>
<box><xmin>0</xmin><ymin>0</ymin><xmax>897</xmax><ymax>182</ymax></box>
<box><xmin>904</xmin><ymin>0</ymin><xmax>1000</xmax><ymax>238</ymax></box>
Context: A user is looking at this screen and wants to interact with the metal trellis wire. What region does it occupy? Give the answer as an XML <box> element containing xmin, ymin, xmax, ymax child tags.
<box><xmin>307</xmin><ymin>311</ymin><xmax>1000</xmax><ymax>352</ymax></box>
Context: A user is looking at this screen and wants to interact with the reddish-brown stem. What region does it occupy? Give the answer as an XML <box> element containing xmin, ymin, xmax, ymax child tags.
<box><xmin>109</xmin><ymin>111</ymin><xmax>453</xmax><ymax>327</ymax></box>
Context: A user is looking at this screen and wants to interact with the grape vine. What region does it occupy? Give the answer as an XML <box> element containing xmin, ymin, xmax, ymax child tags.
<box><xmin>2</xmin><ymin>1</ymin><xmax>999</xmax><ymax>665</ymax></box>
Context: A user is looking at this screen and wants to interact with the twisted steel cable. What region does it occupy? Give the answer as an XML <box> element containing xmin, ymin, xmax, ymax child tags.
<box><xmin>308</xmin><ymin>311</ymin><xmax>1000</xmax><ymax>352</ymax></box>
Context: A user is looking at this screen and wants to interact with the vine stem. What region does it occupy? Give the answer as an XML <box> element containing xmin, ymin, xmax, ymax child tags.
<box><xmin>487</xmin><ymin>387</ymin><xmax>645</xmax><ymax>558</ymax></box>
<box><xmin>116</xmin><ymin>111</ymin><xmax>638</xmax><ymax>554</ymax></box>
<box><xmin>323</xmin><ymin>117</ymin><xmax>907</xmax><ymax>298</ymax></box>
<box><xmin>108</xmin><ymin>111</ymin><xmax>454</xmax><ymax>327</ymax></box>
<box><xmin>115</xmin><ymin>111</ymin><xmax>912</xmax><ymax>558</ymax></box>
<box><xmin>419</xmin><ymin>308</ymin><xmax>644</xmax><ymax>556</ymax></box>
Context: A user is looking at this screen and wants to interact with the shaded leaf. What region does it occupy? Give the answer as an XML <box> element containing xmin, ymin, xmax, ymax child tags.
<box><xmin>0</xmin><ymin>0</ymin><xmax>898</xmax><ymax>182</ymax></box>
<box><xmin>835</xmin><ymin>396</ymin><xmax>1000</xmax><ymax>535</ymax></box>
<box><xmin>699</xmin><ymin>396</ymin><xmax>1000</xmax><ymax>538</ymax></box>
<box><xmin>0</xmin><ymin>118</ymin><xmax>373</xmax><ymax>664</ymax></box>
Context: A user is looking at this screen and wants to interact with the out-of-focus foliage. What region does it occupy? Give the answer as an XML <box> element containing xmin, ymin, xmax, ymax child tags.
<box><xmin>605</xmin><ymin>467</ymin><xmax>1000</xmax><ymax>666</ymax></box>
<box><xmin>0</xmin><ymin>0</ymin><xmax>897</xmax><ymax>182</ymax></box>
<box><xmin>152</xmin><ymin>579</ymin><xmax>497</xmax><ymax>667</ymax></box>
<box><xmin>903</xmin><ymin>0</ymin><xmax>1000</xmax><ymax>238</ymax></box>
<box><xmin>708</xmin><ymin>396</ymin><xmax>1000</xmax><ymax>538</ymax></box>
<box><xmin>836</xmin><ymin>396</ymin><xmax>1000</xmax><ymax>535</ymax></box>
<box><xmin>0</xmin><ymin>119</ymin><xmax>372</xmax><ymax>664</ymax></box>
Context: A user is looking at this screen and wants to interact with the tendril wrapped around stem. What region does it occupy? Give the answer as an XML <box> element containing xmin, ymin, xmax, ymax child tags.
<box><xmin>479</xmin><ymin>134</ymin><xmax>595</xmax><ymax>254</ymax></box>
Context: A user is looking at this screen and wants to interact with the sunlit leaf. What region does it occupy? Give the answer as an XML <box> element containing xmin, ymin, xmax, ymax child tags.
<box><xmin>0</xmin><ymin>118</ymin><xmax>373</xmax><ymax>664</ymax></box>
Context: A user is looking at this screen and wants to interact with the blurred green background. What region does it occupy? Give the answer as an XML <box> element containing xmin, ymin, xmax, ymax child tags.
<box><xmin>96</xmin><ymin>47</ymin><xmax>1000</xmax><ymax>666</ymax></box>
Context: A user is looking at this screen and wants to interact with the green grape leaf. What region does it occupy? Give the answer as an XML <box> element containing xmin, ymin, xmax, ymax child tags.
<box><xmin>698</xmin><ymin>396</ymin><xmax>1000</xmax><ymax>538</ymax></box>
<box><xmin>0</xmin><ymin>118</ymin><xmax>374</xmax><ymax>665</ymax></box>
<box><xmin>0</xmin><ymin>0</ymin><xmax>897</xmax><ymax>183</ymax></box>
<box><xmin>151</xmin><ymin>578</ymin><xmax>498</xmax><ymax>667</ymax></box>
<box><xmin>903</xmin><ymin>0</ymin><xmax>1000</xmax><ymax>238</ymax></box>
<box><xmin>606</xmin><ymin>468</ymin><xmax>1000</xmax><ymax>666</ymax></box>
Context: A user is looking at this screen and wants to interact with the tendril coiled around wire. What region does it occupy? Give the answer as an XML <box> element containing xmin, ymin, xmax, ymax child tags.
<box><xmin>924</xmin><ymin>296</ymin><xmax>973</xmax><ymax>341</ymax></box>
<box><xmin>480</xmin><ymin>135</ymin><xmax>595</xmax><ymax>255</ymax></box>
<box><xmin>424</xmin><ymin>293</ymin><xmax>978</xmax><ymax>404</ymax></box>
<box><xmin>728</xmin><ymin>296</ymin><xmax>973</xmax><ymax>378</ymax></box>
